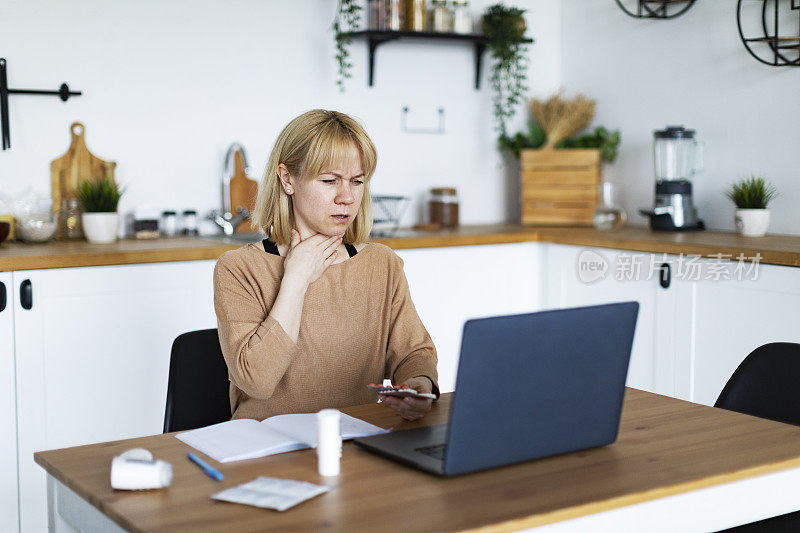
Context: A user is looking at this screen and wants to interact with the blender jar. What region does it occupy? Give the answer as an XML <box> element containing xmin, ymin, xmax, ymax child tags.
<box><xmin>653</xmin><ymin>126</ymin><xmax>703</xmax><ymax>182</ymax></box>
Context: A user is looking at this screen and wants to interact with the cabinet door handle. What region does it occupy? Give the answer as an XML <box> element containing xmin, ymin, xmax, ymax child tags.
<box><xmin>20</xmin><ymin>279</ymin><xmax>32</xmax><ymax>310</ymax></box>
<box><xmin>659</xmin><ymin>263</ymin><xmax>671</xmax><ymax>289</ymax></box>
<box><xmin>0</xmin><ymin>281</ymin><xmax>5</xmax><ymax>312</ymax></box>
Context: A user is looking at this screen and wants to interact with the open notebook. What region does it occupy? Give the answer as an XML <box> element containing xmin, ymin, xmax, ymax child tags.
<box><xmin>176</xmin><ymin>412</ymin><xmax>389</xmax><ymax>463</ymax></box>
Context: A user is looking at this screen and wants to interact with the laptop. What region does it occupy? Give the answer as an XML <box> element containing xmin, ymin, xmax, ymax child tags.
<box><xmin>354</xmin><ymin>302</ymin><xmax>639</xmax><ymax>476</ymax></box>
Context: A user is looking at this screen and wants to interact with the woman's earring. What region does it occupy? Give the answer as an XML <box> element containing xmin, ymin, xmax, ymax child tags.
<box><xmin>286</xmin><ymin>187</ymin><xmax>292</xmax><ymax>194</ymax></box>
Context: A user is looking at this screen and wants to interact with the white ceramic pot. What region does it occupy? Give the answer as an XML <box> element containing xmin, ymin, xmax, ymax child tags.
<box><xmin>734</xmin><ymin>209</ymin><xmax>770</xmax><ymax>237</ymax></box>
<box><xmin>82</xmin><ymin>212</ymin><xmax>119</xmax><ymax>244</ymax></box>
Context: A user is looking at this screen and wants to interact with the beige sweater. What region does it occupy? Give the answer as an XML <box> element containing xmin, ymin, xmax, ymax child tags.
<box><xmin>213</xmin><ymin>241</ymin><xmax>439</xmax><ymax>420</ymax></box>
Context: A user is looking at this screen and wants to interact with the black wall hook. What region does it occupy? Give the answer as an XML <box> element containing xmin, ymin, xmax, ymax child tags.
<box><xmin>0</xmin><ymin>58</ymin><xmax>82</xmax><ymax>150</ymax></box>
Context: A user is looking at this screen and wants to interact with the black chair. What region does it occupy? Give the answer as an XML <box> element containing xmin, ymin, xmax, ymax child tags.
<box><xmin>715</xmin><ymin>342</ymin><xmax>800</xmax><ymax>426</ymax></box>
<box><xmin>163</xmin><ymin>329</ymin><xmax>231</xmax><ymax>433</ymax></box>
<box><xmin>715</xmin><ymin>342</ymin><xmax>800</xmax><ymax>532</ymax></box>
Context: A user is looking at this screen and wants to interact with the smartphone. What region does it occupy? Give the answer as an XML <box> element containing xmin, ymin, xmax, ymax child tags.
<box><xmin>367</xmin><ymin>383</ymin><xmax>436</xmax><ymax>400</ymax></box>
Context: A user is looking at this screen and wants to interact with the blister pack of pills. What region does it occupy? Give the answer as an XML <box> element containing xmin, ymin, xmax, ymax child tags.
<box><xmin>212</xmin><ymin>477</ymin><xmax>330</xmax><ymax>512</ymax></box>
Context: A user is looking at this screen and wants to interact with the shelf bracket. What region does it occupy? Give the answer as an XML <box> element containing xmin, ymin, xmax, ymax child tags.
<box><xmin>366</xmin><ymin>35</ymin><xmax>400</xmax><ymax>87</ymax></box>
<box><xmin>474</xmin><ymin>42</ymin><xmax>487</xmax><ymax>89</ymax></box>
<box><xmin>0</xmin><ymin>58</ymin><xmax>82</xmax><ymax>150</ymax></box>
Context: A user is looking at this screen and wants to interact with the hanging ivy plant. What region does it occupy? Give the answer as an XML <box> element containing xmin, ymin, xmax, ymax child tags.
<box><xmin>333</xmin><ymin>0</ymin><xmax>362</xmax><ymax>92</ymax></box>
<box><xmin>482</xmin><ymin>4</ymin><xmax>530</xmax><ymax>139</ymax></box>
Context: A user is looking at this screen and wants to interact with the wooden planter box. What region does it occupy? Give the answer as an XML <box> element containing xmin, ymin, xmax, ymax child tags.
<box><xmin>520</xmin><ymin>148</ymin><xmax>600</xmax><ymax>226</ymax></box>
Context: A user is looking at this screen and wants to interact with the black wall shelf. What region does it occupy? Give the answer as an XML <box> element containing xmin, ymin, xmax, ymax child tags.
<box><xmin>737</xmin><ymin>0</ymin><xmax>800</xmax><ymax>66</ymax></box>
<box><xmin>0</xmin><ymin>58</ymin><xmax>82</xmax><ymax>150</ymax></box>
<box><xmin>341</xmin><ymin>30</ymin><xmax>533</xmax><ymax>89</ymax></box>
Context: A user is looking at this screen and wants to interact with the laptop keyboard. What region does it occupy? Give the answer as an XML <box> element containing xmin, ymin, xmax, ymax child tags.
<box><xmin>415</xmin><ymin>444</ymin><xmax>446</xmax><ymax>460</ymax></box>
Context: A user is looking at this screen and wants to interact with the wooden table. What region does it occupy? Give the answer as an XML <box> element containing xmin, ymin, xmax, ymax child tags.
<box><xmin>36</xmin><ymin>390</ymin><xmax>800</xmax><ymax>532</ymax></box>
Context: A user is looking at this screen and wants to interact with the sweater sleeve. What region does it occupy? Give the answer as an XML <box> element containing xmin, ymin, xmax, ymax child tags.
<box><xmin>213</xmin><ymin>254</ymin><xmax>299</xmax><ymax>400</ymax></box>
<box><xmin>384</xmin><ymin>254</ymin><xmax>440</xmax><ymax>397</ymax></box>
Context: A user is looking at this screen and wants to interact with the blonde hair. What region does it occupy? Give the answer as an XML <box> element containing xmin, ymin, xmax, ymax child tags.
<box><xmin>251</xmin><ymin>109</ymin><xmax>377</xmax><ymax>245</ymax></box>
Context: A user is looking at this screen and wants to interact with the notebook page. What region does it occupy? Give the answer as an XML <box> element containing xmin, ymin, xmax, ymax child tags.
<box><xmin>262</xmin><ymin>412</ymin><xmax>389</xmax><ymax>447</ymax></box>
<box><xmin>176</xmin><ymin>419</ymin><xmax>308</xmax><ymax>463</ymax></box>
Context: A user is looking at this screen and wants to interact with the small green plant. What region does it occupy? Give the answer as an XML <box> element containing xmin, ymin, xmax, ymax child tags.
<box><xmin>482</xmin><ymin>3</ymin><xmax>530</xmax><ymax>138</ymax></box>
<box><xmin>556</xmin><ymin>126</ymin><xmax>621</xmax><ymax>163</ymax></box>
<box><xmin>76</xmin><ymin>178</ymin><xmax>124</xmax><ymax>213</ymax></box>
<box><xmin>499</xmin><ymin>122</ymin><xmax>621</xmax><ymax>163</ymax></box>
<box><xmin>497</xmin><ymin>120</ymin><xmax>545</xmax><ymax>157</ymax></box>
<box><xmin>726</xmin><ymin>175</ymin><xmax>778</xmax><ymax>209</ymax></box>
<box><xmin>332</xmin><ymin>0</ymin><xmax>362</xmax><ymax>92</ymax></box>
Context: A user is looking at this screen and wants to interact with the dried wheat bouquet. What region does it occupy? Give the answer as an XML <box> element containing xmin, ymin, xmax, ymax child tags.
<box><xmin>531</xmin><ymin>91</ymin><xmax>596</xmax><ymax>148</ymax></box>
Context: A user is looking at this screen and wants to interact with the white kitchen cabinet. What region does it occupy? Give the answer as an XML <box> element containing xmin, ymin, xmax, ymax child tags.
<box><xmin>0</xmin><ymin>272</ymin><xmax>19</xmax><ymax>533</ymax></box>
<box><xmin>675</xmin><ymin>260</ymin><xmax>800</xmax><ymax>406</ymax></box>
<box><xmin>397</xmin><ymin>243</ymin><xmax>542</xmax><ymax>393</ymax></box>
<box><xmin>538</xmin><ymin>243</ymin><xmax>800</xmax><ymax>408</ymax></box>
<box><xmin>540</xmin><ymin>243</ymin><xmax>664</xmax><ymax>393</ymax></box>
<box><xmin>13</xmin><ymin>260</ymin><xmax>217</xmax><ymax>533</ymax></box>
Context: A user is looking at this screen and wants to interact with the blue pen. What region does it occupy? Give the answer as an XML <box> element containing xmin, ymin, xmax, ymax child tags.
<box><xmin>187</xmin><ymin>452</ymin><xmax>224</xmax><ymax>481</ymax></box>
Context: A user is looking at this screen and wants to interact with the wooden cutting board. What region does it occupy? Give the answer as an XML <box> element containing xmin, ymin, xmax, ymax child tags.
<box><xmin>228</xmin><ymin>149</ymin><xmax>259</xmax><ymax>233</ymax></box>
<box><xmin>50</xmin><ymin>122</ymin><xmax>116</xmax><ymax>213</ymax></box>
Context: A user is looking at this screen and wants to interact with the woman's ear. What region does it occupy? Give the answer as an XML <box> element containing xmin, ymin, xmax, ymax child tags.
<box><xmin>277</xmin><ymin>164</ymin><xmax>294</xmax><ymax>194</ymax></box>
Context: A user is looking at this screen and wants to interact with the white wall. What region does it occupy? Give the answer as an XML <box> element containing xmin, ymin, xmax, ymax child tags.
<box><xmin>0</xmin><ymin>0</ymin><xmax>560</xmax><ymax>229</ymax></box>
<box><xmin>561</xmin><ymin>1</ymin><xmax>800</xmax><ymax>235</ymax></box>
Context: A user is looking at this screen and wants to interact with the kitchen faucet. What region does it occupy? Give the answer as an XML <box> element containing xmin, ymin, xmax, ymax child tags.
<box><xmin>208</xmin><ymin>206</ymin><xmax>250</xmax><ymax>236</ymax></box>
<box><xmin>208</xmin><ymin>143</ymin><xmax>252</xmax><ymax>235</ymax></box>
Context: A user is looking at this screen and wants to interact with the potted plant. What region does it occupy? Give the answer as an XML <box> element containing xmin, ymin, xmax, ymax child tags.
<box><xmin>726</xmin><ymin>175</ymin><xmax>777</xmax><ymax>237</ymax></box>
<box><xmin>500</xmin><ymin>92</ymin><xmax>621</xmax><ymax>226</ymax></box>
<box><xmin>76</xmin><ymin>178</ymin><xmax>125</xmax><ymax>244</ymax></box>
<box><xmin>482</xmin><ymin>3</ymin><xmax>530</xmax><ymax>138</ymax></box>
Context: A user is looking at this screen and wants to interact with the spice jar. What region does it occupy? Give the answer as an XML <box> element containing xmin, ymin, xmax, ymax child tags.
<box><xmin>429</xmin><ymin>187</ymin><xmax>459</xmax><ymax>228</ymax></box>
<box><xmin>430</xmin><ymin>0</ymin><xmax>453</xmax><ymax>32</ymax></box>
<box><xmin>59</xmin><ymin>198</ymin><xmax>83</xmax><ymax>239</ymax></box>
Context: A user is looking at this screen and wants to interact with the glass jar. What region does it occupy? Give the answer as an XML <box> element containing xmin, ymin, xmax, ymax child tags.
<box><xmin>369</xmin><ymin>0</ymin><xmax>404</xmax><ymax>30</ymax></box>
<box><xmin>368</xmin><ymin>0</ymin><xmax>386</xmax><ymax>29</ymax></box>
<box><xmin>429</xmin><ymin>187</ymin><xmax>459</xmax><ymax>228</ymax></box>
<box><xmin>386</xmin><ymin>0</ymin><xmax>404</xmax><ymax>30</ymax></box>
<box><xmin>161</xmin><ymin>210</ymin><xmax>178</xmax><ymax>237</ymax></box>
<box><xmin>430</xmin><ymin>0</ymin><xmax>453</xmax><ymax>32</ymax></box>
<box><xmin>593</xmin><ymin>182</ymin><xmax>627</xmax><ymax>231</ymax></box>
<box><xmin>452</xmin><ymin>0</ymin><xmax>472</xmax><ymax>34</ymax></box>
<box><xmin>59</xmin><ymin>198</ymin><xmax>83</xmax><ymax>239</ymax></box>
<box><xmin>406</xmin><ymin>0</ymin><xmax>425</xmax><ymax>31</ymax></box>
<box><xmin>182</xmin><ymin>209</ymin><xmax>199</xmax><ymax>236</ymax></box>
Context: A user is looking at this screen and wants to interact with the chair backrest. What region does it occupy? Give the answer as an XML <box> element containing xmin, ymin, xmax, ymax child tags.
<box><xmin>163</xmin><ymin>328</ymin><xmax>231</xmax><ymax>433</ymax></box>
<box><xmin>715</xmin><ymin>342</ymin><xmax>800</xmax><ymax>427</ymax></box>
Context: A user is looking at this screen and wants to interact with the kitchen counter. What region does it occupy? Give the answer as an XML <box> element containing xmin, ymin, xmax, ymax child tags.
<box><xmin>2</xmin><ymin>224</ymin><xmax>800</xmax><ymax>271</ymax></box>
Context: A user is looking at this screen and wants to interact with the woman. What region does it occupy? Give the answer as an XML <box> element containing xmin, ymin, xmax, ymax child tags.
<box><xmin>214</xmin><ymin>109</ymin><xmax>438</xmax><ymax>422</ymax></box>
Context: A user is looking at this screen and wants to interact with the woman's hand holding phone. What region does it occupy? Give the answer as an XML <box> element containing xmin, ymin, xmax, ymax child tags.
<box><xmin>378</xmin><ymin>377</ymin><xmax>434</xmax><ymax>421</ymax></box>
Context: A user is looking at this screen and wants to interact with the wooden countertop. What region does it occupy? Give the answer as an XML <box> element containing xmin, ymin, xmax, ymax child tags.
<box><xmin>2</xmin><ymin>224</ymin><xmax>800</xmax><ymax>271</ymax></box>
<box><xmin>34</xmin><ymin>390</ymin><xmax>800</xmax><ymax>531</ymax></box>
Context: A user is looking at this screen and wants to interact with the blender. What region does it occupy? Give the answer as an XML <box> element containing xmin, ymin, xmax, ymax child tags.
<box><xmin>639</xmin><ymin>126</ymin><xmax>704</xmax><ymax>231</ymax></box>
